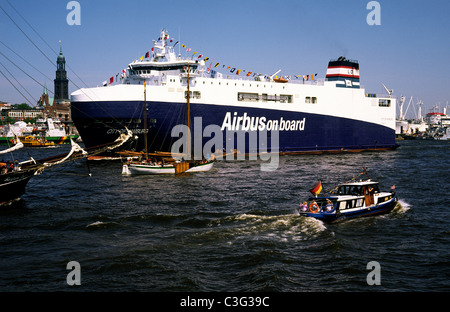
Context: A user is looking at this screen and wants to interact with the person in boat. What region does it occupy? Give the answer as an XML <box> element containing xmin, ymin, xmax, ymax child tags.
<box><xmin>323</xmin><ymin>199</ymin><xmax>334</xmax><ymax>212</ymax></box>
<box><xmin>13</xmin><ymin>160</ymin><xmax>19</xmax><ymax>171</ymax></box>
<box><xmin>299</xmin><ymin>201</ymin><xmax>308</xmax><ymax>212</ymax></box>
<box><xmin>1</xmin><ymin>161</ymin><xmax>7</xmax><ymax>175</ymax></box>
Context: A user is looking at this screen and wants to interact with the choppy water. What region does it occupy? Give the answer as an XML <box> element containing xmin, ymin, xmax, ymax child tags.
<box><xmin>0</xmin><ymin>140</ymin><xmax>449</xmax><ymax>292</ymax></box>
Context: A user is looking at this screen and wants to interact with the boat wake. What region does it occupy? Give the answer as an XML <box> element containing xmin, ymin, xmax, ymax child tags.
<box><xmin>191</xmin><ymin>212</ymin><xmax>327</xmax><ymax>244</ymax></box>
<box><xmin>394</xmin><ymin>199</ymin><xmax>411</xmax><ymax>214</ymax></box>
<box><xmin>86</xmin><ymin>220</ymin><xmax>119</xmax><ymax>229</ymax></box>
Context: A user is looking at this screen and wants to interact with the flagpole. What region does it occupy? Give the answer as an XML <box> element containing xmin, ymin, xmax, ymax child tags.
<box><xmin>186</xmin><ymin>64</ymin><xmax>191</xmax><ymax>159</ymax></box>
<box><xmin>178</xmin><ymin>28</ymin><xmax>181</xmax><ymax>57</ymax></box>
<box><xmin>144</xmin><ymin>81</ymin><xmax>148</xmax><ymax>161</ymax></box>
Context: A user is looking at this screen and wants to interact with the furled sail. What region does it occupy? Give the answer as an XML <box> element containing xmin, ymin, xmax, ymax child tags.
<box><xmin>0</xmin><ymin>138</ymin><xmax>24</xmax><ymax>155</ymax></box>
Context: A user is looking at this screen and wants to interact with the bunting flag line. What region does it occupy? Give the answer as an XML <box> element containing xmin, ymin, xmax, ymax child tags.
<box><xmin>104</xmin><ymin>36</ymin><xmax>321</xmax><ymax>86</ymax></box>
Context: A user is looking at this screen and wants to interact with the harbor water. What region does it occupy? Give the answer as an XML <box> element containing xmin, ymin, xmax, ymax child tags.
<box><xmin>0</xmin><ymin>140</ymin><xmax>449</xmax><ymax>292</ymax></box>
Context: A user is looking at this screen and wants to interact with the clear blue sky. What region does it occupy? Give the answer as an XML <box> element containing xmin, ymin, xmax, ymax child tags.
<box><xmin>0</xmin><ymin>0</ymin><xmax>449</xmax><ymax>118</ymax></box>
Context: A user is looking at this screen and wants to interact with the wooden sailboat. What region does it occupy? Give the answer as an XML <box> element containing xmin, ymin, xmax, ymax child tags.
<box><xmin>0</xmin><ymin>130</ymin><xmax>132</xmax><ymax>206</ymax></box>
<box><xmin>0</xmin><ymin>138</ymin><xmax>37</xmax><ymax>205</ymax></box>
<box><xmin>122</xmin><ymin>67</ymin><xmax>215</xmax><ymax>175</ymax></box>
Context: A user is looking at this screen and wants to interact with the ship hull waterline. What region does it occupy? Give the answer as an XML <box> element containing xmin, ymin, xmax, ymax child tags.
<box><xmin>71</xmin><ymin>100</ymin><xmax>398</xmax><ymax>157</ymax></box>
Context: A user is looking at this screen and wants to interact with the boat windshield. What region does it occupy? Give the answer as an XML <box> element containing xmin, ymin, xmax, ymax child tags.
<box><xmin>337</xmin><ymin>183</ymin><xmax>379</xmax><ymax>195</ymax></box>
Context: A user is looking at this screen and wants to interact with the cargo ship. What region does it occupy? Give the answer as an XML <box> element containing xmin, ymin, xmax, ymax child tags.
<box><xmin>70</xmin><ymin>29</ymin><xmax>397</xmax><ymax>158</ymax></box>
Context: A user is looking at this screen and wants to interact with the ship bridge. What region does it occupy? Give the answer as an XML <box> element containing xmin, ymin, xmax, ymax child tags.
<box><xmin>126</xmin><ymin>28</ymin><xmax>200</xmax><ymax>81</ymax></box>
<box><xmin>128</xmin><ymin>60</ymin><xmax>198</xmax><ymax>75</ymax></box>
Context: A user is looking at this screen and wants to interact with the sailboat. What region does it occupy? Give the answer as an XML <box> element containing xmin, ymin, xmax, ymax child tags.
<box><xmin>122</xmin><ymin>67</ymin><xmax>215</xmax><ymax>175</ymax></box>
<box><xmin>0</xmin><ymin>138</ymin><xmax>36</xmax><ymax>205</ymax></box>
<box><xmin>0</xmin><ymin>129</ymin><xmax>132</xmax><ymax>206</ymax></box>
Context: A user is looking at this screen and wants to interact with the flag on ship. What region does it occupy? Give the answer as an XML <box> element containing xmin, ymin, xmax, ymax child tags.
<box><xmin>310</xmin><ymin>180</ymin><xmax>322</xmax><ymax>196</ymax></box>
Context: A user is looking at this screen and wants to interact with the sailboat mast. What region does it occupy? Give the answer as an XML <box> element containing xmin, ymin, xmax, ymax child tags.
<box><xmin>186</xmin><ymin>65</ymin><xmax>191</xmax><ymax>159</ymax></box>
<box><xmin>144</xmin><ymin>81</ymin><xmax>148</xmax><ymax>160</ymax></box>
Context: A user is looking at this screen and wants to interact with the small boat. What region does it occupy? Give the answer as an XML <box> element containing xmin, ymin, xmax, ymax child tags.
<box><xmin>0</xmin><ymin>137</ymin><xmax>40</xmax><ymax>205</ymax></box>
<box><xmin>298</xmin><ymin>174</ymin><xmax>398</xmax><ymax>222</ymax></box>
<box><xmin>273</xmin><ymin>77</ymin><xmax>288</xmax><ymax>83</ymax></box>
<box><xmin>122</xmin><ymin>158</ymin><xmax>215</xmax><ymax>175</ymax></box>
<box><xmin>0</xmin><ymin>159</ymin><xmax>40</xmax><ymax>206</ymax></box>
<box><xmin>18</xmin><ymin>135</ymin><xmax>55</xmax><ymax>147</ymax></box>
<box><xmin>121</xmin><ymin>151</ymin><xmax>215</xmax><ymax>175</ymax></box>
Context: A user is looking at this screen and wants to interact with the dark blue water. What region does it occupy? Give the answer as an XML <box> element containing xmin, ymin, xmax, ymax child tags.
<box><xmin>0</xmin><ymin>140</ymin><xmax>449</xmax><ymax>292</ymax></box>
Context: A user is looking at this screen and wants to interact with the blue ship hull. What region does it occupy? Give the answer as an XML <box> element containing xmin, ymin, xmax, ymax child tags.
<box><xmin>71</xmin><ymin>100</ymin><xmax>398</xmax><ymax>156</ymax></box>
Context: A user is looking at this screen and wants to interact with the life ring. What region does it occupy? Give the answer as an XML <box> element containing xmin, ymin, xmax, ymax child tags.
<box><xmin>309</xmin><ymin>202</ymin><xmax>320</xmax><ymax>213</ymax></box>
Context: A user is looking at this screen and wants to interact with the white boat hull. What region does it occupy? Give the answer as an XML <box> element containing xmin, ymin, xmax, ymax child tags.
<box><xmin>122</xmin><ymin>161</ymin><xmax>214</xmax><ymax>175</ymax></box>
<box><xmin>184</xmin><ymin>161</ymin><xmax>214</xmax><ymax>173</ymax></box>
<box><xmin>122</xmin><ymin>164</ymin><xmax>175</xmax><ymax>175</ymax></box>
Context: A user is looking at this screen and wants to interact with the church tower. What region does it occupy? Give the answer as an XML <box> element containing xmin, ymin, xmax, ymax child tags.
<box><xmin>54</xmin><ymin>43</ymin><xmax>69</xmax><ymax>103</ymax></box>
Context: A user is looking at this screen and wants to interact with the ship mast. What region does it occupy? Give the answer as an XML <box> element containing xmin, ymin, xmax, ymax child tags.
<box><xmin>186</xmin><ymin>64</ymin><xmax>191</xmax><ymax>159</ymax></box>
<box><xmin>143</xmin><ymin>81</ymin><xmax>148</xmax><ymax>160</ymax></box>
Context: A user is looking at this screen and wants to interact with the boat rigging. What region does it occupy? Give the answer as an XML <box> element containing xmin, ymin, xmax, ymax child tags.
<box><xmin>121</xmin><ymin>64</ymin><xmax>215</xmax><ymax>175</ymax></box>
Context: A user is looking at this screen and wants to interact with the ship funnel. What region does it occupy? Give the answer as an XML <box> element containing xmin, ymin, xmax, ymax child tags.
<box><xmin>326</xmin><ymin>56</ymin><xmax>360</xmax><ymax>88</ymax></box>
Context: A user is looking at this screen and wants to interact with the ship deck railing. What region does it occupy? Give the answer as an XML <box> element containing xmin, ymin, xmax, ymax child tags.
<box><xmin>218</xmin><ymin>75</ymin><xmax>326</xmax><ymax>86</ymax></box>
<box><xmin>122</xmin><ymin>74</ymin><xmax>326</xmax><ymax>86</ymax></box>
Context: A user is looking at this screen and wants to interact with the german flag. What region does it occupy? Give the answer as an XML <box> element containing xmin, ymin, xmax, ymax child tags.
<box><xmin>309</xmin><ymin>180</ymin><xmax>322</xmax><ymax>196</ymax></box>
